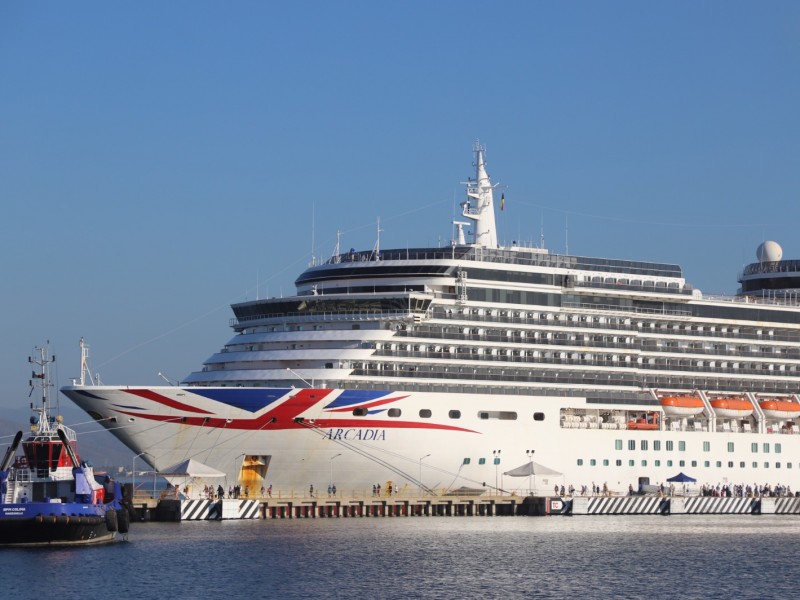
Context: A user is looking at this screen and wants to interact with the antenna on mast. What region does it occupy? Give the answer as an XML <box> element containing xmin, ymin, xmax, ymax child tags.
<box><xmin>371</xmin><ymin>217</ymin><xmax>383</xmax><ymax>260</ymax></box>
<box><xmin>75</xmin><ymin>337</ymin><xmax>95</xmax><ymax>386</ymax></box>
<box><xmin>29</xmin><ymin>344</ymin><xmax>56</xmax><ymax>435</ymax></box>
<box><xmin>330</xmin><ymin>229</ymin><xmax>342</xmax><ymax>264</ymax></box>
<box><xmin>539</xmin><ymin>209</ymin><xmax>545</xmax><ymax>249</ymax></box>
<box><xmin>310</xmin><ymin>203</ymin><xmax>316</xmax><ymax>267</ymax></box>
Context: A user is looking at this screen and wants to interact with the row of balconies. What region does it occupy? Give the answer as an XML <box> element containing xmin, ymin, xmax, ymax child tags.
<box><xmin>428</xmin><ymin>306</ymin><xmax>800</xmax><ymax>343</ymax></box>
<box><xmin>345</xmin><ymin>366</ymin><xmax>799</xmax><ymax>394</ymax></box>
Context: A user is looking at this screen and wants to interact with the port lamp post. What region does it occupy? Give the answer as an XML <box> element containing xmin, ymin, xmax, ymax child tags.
<box><xmin>233</xmin><ymin>453</ymin><xmax>246</xmax><ymax>490</ymax></box>
<box><xmin>330</xmin><ymin>453</ymin><xmax>341</xmax><ymax>488</ymax></box>
<box><xmin>419</xmin><ymin>454</ymin><xmax>431</xmax><ymax>496</ymax></box>
<box><xmin>133</xmin><ymin>451</ymin><xmax>147</xmax><ymax>499</ymax></box>
<box><xmin>493</xmin><ymin>450</ymin><xmax>501</xmax><ymax>496</ymax></box>
<box><xmin>525</xmin><ymin>449</ymin><xmax>535</xmax><ymax>495</ymax></box>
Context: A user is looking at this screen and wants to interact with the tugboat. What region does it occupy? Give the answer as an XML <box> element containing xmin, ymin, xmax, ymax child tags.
<box><xmin>0</xmin><ymin>345</ymin><xmax>130</xmax><ymax>546</ymax></box>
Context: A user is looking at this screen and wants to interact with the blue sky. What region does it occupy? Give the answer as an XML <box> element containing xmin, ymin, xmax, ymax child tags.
<box><xmin>1</xmin><ymin>1</ymin><xmax>800</xmax><ymax>414</ymax></box>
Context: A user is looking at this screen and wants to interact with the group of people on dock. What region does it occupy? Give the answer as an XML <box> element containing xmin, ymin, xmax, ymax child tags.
<box><xmin>698</xmin><ymin>482</ymin><xmax>795</xmax><ymax>498</ymax></box>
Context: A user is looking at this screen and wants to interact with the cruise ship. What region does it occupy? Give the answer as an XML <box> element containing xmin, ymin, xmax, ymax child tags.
<box><xmin>62</xmin><ymin>145</ymin><xmax>800</xmax><ymax>497</ymax></box>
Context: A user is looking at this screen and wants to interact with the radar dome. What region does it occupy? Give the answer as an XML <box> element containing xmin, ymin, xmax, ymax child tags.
<box><xmin>757</xmin><ymin>241</ymin><xmax>783</xmax><ymax>263</ymax></box>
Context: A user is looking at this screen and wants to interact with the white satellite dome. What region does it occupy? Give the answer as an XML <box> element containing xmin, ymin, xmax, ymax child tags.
<box><xmin>757</xmin><ymin>240</ymin><xmax>783</xmax><ymax>263</ymax></box>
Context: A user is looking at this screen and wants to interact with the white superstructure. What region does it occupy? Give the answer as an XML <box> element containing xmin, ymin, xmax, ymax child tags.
<box><xmin>62</xmin><ymin>145</ymin><xmax>800</xmax><ymax>497</ymax></box>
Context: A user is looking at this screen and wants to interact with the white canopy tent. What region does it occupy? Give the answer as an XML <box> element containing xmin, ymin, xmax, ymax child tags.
<box><xmin>158</xmin><ymin>458</ymin><xmax>226</xmax><ymax>499</ymax></box>
<box><xmin>159</xmin><ymin>458</ymin><xmax>226</xmax><ymax>478</ymax></box>
<box><xmin>503</xmin><ymin>460</ymin><xmax>563</xmax><ymax>496</ymax></box>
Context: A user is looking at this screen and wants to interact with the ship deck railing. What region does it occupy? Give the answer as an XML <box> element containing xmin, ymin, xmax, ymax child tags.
<box><xmin>429</xmin><ymin>309</ymin><xmax>800</xmax><ymax>343</ymax></box>
<box><xmin>326</xmin><ymin>246</ymin><xmax>683</xmax><ymax>278</ymax></box>
<box><xmin>231</xmin><ymin>309</ymin><xmax>421</xmax><ymax>326</ymax></box>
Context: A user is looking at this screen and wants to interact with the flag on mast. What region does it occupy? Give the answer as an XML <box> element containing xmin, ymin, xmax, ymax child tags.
<box><xmin>500</xmin><ymin>193</ymin><xmax>505</xmax><ymax>211</ymax></box>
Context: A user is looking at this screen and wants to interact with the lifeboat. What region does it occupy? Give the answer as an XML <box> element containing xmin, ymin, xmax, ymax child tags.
<box><xmin>627</xmin><ymin>412</ymin><xmax>659</xmax><ymax>430</ymax></box>
<box><xmin>660</xmin><ymin>396</ymin><xmax>704</xmax><ymax>417</ymax></box>
<box><xmin>710</xmin><ymin>397</ymin><xmax>753</xmax><ymax>418</ymax></box>
<box><xmin>759</xmin><ymin>399</ymin><xmax>800</xmax><ymax>420</ymax></box>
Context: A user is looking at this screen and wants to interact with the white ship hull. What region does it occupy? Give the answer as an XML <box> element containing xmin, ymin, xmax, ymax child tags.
<box><xmin>61</xmin><ymin>384</ymin><xmax>800</xmax><ymax>496</ymax></box>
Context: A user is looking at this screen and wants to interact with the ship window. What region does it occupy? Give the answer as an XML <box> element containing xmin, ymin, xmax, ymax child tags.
<box><xmin>679</xmin><ymin>460</ymin><xmax>685</xmax><ymax>467</ymax></box>
<box><xmin>678</xmin><ymin>441</ymin><xmax>686</xmax><ymax>452</ymax></box>
<box><xmin>727</xmin><ymin>442</ymin><xmax>734</xmax><ymax>452</ymax></box>
<box><xmin>667</xmin><ymin>460</ymin><xmax>673</xmax><ymax>467</ymax></box>
<box><xmin>666</xmin><ymin>441</ymin><xmax>674</xmax><ymax>451</ymax></box>
<box><xmin>728</xmin><ymin>461</ymin><xmax>734</xmax><ymax>468</ymax></box>
<box><xmin>577</xmin><ymin>459</ymin><xmax>584</xmax><ymax>466</ymax></box>
<box><xmin>751</xmin><ymin>443</ymin><xmax>758</xmax><ymax>453</ymax></box>
<box><xmin>478</xmin><ymin>411</ymin><xmax>517</xmax><ymax>420</ymax></box>
<box><xmin>654</xmin><ymin>441</ymin><xmax>661</xmax><ymax>451</ymax></box>
<box><xmin>448</xmin><ymin>410</ymin><xmax>461</xmax><ymax>419</ymax></box>
<box><xmin>691</xmin><ymin>461</ymin><xmax>697</xmax><ymax>467</ymax></box>
<box><xmin>704</xmin><ymin>461</ymin><xmax>710</xmax><ymax>467</ymax></box>
<box><xmin>479</xmin><ymin>458</ymin><xmax>486</xmax><ymax>465</ymax></box>
<box><xmin>616</xmin><ymin>459</ymin><xmax>622</xmax><ymax>466</ymax></box>
<box><xmin>776</xmin><ymin>443</ymin><xmax>782</xmax><ymax>454</ymax></box>
<box><xmin>353</xmin><ymin>408</ymin><xmax>368</xmax><ymax>417</ymax></box>
<box><xmin>703</xmin><ymin>442</ymin><xmax>710</xmax><ymax>452</ymax></box>
<box><xmin>419</xmin><ymin>409</ymin><xmax>432</xmax><ymax>418</ymax></box>
<box><xmin>654</xmin><ymin>460</ymin><xmax>660</xmax><ymax>467</ymax></box>
<box><xmin>590</xmin><ymin>459</ymin><xmax>597</xmax><ymax>466</ymax></box>
<box><xmin>463</xmin><ymin>458</ymin><xmax>471</xmax><ymax>465</ymax></box>
<box><xmin>788</xmin><ymin>463</ymin><xmax>793</xmax><ymax>469</ymax></box>
<box><xmin>763</xmin><ymin>443</ymin><xmax>770</xmax><ymax>453</ymax></box>
<box><xmin>641</xmin><ymin>460</ymin><xmax>647</xmax><ymax>467</ymax></box>
<box><xmin>628</xmin><ymin>440</ymin><xmax>635</xmax><ymax>451</ymax></box>
<box><xmin>776</xmin><ymin>462</ymin><xmax>781</xmax><ymax>469</ymax></box>
<box><xmin>533</xmin><ymin>412</ymin><xmax>545</xmax><ymax>421</ymax></box>
<box><xmin>764</xmin><ymin>462</ymin><xmax>770</xmax><ymax>469</ymax></box>
<box><xmin>740</xmin><ymin>462</ymin><xmax>745</xmax><ymax>468</ymax></box>
<box><xmin>628</xmin><ymin>460</ymin><xmax>634</xmax><ymax>467</ymax></box>
<box><xmin>753</xmin><ymin>462</ymin><xmax>758</xmax><ymax>468</ymax></box>
<box><xmin>615</xmin><ymin>440</ymin><xmax>622</xmax><ymax>451</ymax></box>
<box><xmin>716</xmin><ymin>461</ymin><xmax>722</xmax><ymax>467</ymax></box>
<box><xmin>387</xmin><ymin>409</ymin><xmax>401</xmax><ymax>418</ymax></box>
<box><xmin>603</xmin><ymin>459</ymin><xmax>609</xmax><ymax>466</ymax></box>
<box><xmin>351</xmin><ymin>324</ymin><xmax>360</xmax><ymax>330</ymax></box>
<box><xmin>640</xmin><ymin>440</ymin><xmax>648</xmax><ymax>451</ymax></box>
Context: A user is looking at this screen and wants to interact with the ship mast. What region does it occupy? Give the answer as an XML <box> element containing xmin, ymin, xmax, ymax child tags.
<box><xmin>28</xmin><ymin>345</ymin><xmax>56</xmax><ymax>436</ymax></box>
<box><xmin>460</xmin><ymin>141</ymin><xmax>499</xmax><ymax>248</ymax></box>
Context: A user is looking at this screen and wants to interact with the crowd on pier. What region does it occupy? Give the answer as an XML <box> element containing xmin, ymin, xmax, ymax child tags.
<box><xmin>553</xmin><ymin>481</ymin><xmax>798</xmax><ymax>498</ymax></box>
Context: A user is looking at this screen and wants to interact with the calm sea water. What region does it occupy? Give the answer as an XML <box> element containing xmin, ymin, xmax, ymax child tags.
<box><xmin>2</xmin><ymin>515</ymin><xmax>797</xmax><ymax>599</ymax></box>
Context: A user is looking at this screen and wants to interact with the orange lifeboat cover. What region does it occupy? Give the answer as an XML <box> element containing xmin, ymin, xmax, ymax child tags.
<box><xmin>710</xmin><ymin>398</ymin><xmax>753</xmax><ymax>411</ymax></box>
<box><xmin>661</xmin><ymin>396</ymin><xmax>704</xmax><ymax>409</ymax></box>
<box><xmin>759</xmin><ymin>400</ymin><xmax>800</xmax><ymax>413</ymax></box>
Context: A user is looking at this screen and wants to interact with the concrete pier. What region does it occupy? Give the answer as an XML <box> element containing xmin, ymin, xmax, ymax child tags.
<box><xmin>133</xmin><ymin>494</ymin><xmax>800</xmax><ymax>521</ymax></box>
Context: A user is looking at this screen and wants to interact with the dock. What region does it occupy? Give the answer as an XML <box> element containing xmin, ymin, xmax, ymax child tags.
<box><xmin>129</xmin><ymin>494</ymin><xmax>800</xmax><ymax>521</ymax></box>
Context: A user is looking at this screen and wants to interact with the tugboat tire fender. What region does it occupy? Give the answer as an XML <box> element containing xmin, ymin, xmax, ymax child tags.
<box><xmin>117</xmin><ymin>508</ymin><xmax>130</xmax><ymax>534</ymax></box>
<box><xmin>105</xmin><ymin>508</ymin><xmax>118</xmax><ymax>532</ymax></box>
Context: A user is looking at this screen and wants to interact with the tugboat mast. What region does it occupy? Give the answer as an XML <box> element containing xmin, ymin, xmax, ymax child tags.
<box><xmin>28</xmin><ymin>345</ymin><xmax>56</xmax><ymax>436</ymax></box>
